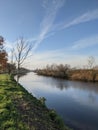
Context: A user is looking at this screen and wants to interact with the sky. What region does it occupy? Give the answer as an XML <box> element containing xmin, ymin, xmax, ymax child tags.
<box><xmin>0</xmin><ymin>0</ymin><xmax>98</xmax><ymax>69</ymax></box>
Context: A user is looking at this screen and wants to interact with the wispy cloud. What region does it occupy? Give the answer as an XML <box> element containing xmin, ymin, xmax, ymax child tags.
<box><xmin>31</xmin><ymin>8</ymin><xmax>98</xmax><ymax>51</ymax></box>
<box><xmin>32</xmin><ymin>0</ymin><xmax>65</xmax><ymax>51</ymax></box>
<box><xmin>24</xmin><ymin>48</ymin><xmax>91</xmax><ymax>69</ymax></box>
<box><xmin>60</xmin><ymin>9</ymin><xmax>98</xmax><ymax>29</ymax></box>
<box><xmin>71</xmin><ymin>34</ymin><xmax>98</xmax><ymax>50</ymax></box>
<box><xmin>5</xmin><ymin>41</ymin><xmax>12</xmax><ymax>49</ymax></box>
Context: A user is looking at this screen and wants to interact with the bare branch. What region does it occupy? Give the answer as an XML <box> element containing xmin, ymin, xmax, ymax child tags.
<box><xmin>12</xmin><ymin>37</ymin><xmax>33</xmax><ymax>84</ymax></box>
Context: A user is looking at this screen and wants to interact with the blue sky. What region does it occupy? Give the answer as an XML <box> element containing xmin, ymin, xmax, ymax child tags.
<box><xmin>0</xmin><ymin>0</ymin><xmax>98</xmax><ymax>68</ymax></box>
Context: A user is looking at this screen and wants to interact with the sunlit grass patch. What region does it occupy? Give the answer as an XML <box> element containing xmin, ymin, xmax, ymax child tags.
<box><xmin>0</xmin><ymin>74</ymin><xmax>10</xmax><ymax>81</ymax></box>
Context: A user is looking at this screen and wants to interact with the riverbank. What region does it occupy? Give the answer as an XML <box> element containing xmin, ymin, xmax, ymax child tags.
<box><xmin>0</xmin><ymin>74</ymin><xmax>70</xmax><ymax>130</ymax></box>
<box><xmin>35</xmin><ymin>69</ymin><xmax>98</xmax><ymax>82</ymax></box>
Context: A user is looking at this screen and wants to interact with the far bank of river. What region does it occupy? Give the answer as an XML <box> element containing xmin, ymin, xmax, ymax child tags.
<box><xmin>19</xmin><ymin>72</ymin><xmax>98</xmax><ymax>130</ymax></box>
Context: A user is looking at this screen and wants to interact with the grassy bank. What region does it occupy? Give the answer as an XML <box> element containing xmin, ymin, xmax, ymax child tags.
<box><xmin>0</xmin><ymin>74</ymin><xmax>70</xmax><ymax>130</ymax></box>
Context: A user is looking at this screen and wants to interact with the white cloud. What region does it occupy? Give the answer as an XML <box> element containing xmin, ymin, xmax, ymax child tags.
<box><xmin>60</xmin><ymin>9</ymin><xmax>98</xmax><ymax>29</ymax></box>
<box><xmin>71</xmin><ymin>34</ymin><xmax>98</xmax><ymax>50</ymax></box>
<box><xmin>28</xmin><ymin>5</ymin><xmax>98</xmax><ymax>52</ymax></box>
<box><xmin>51</xmin><ymin>8</ymin><xmax>98</xmax><ymax>32</ymax></box>
<box><xmin>23</xmin><ymin>34</ymin><xmax>98</xmax><ymax>69</ymax></box>
<box><xmin>32</xmin><ymin>0</ymin><xmax>65</xmax><ymax>51</ymax></box>
<box><xmin>5</xmin><ymin>40</ymin><xmax>13</xmax><ymax>50</ymax></box>
<box><xmin>23</xmin><ymin>48</ymin><xmax>91</xmax><ymax>69</ymax></box>
<box><xmin>6</xmin><ymin>33</ymin><xmax>98</xmax><ymax>69</ymax></box>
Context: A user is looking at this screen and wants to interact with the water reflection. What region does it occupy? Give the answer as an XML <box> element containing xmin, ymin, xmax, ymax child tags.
<box><xmin>32</xmin><ymin>73</ymin><xmax>98</xmax><ymax>93</ymax></box>
<box><xmin>44</xmin><ymin>78</ymin><xmax>70</xmax><ymax>90</ymax></box>
<box><xmin>19</xmin><ymin>72</ymin><xmax>98</xmax><ymax>130</ymax></box>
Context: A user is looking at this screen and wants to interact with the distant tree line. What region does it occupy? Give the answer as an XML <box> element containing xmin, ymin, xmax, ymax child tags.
<box><xmin>35</xmin><ymin>58</ymin><xmax>98</xmax><ymax>82</ymax></box>
<box><xmin>35</xmin><ymin>64</ymin><xmax>71</xmax><ymax>79</ymax></box>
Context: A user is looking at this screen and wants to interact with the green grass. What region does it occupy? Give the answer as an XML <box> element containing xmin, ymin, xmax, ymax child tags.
<box><xmin>0</xmin><ymin>74</ymin><xmax>71</xmax><ymax>130</ymax></box>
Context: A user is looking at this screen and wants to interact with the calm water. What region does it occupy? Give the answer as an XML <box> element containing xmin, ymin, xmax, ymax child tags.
<box><xmin>19</xmin><ymin>72</ymin><xmax>98</xmax><ymax>130</ymax></box>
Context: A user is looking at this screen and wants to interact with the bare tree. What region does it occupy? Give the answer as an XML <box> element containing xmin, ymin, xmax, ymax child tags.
<box><xmin>11</xmin><ymin>48</ymin><xmax>14</xmax><ymax>64</ymax></box>
<box><xmin>87</xmin><ymin>56</ymin><xmax>95</xmax><ymax>69</ymax></box>
<box><xmin>7</xmin><ymin>48</ymin><xmax>16</xmax><ymax>75</ymax></box>
<box><xmin>13</xmin><ymin>37</ymin><xmax>32</xmax><ymax>84</ymax></box>
<box><xmin>87</xmin><ymin>56</ymin><xmax>96</xmax><ymax>82</ymax></box>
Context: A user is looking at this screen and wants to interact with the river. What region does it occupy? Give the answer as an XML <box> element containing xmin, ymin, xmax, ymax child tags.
<box><xmin>19</xmin><ymin>72</ymin><xmax>98</xmax><ymax>130</ymax></box>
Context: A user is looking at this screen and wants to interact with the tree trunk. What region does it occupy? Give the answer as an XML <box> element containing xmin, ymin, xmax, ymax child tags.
<box><xmin>16</xmin><ymin>63</ymin><xmax>20</xmax><ymax>86</ymax></box>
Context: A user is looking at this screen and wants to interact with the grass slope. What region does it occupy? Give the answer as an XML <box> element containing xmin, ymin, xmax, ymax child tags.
<box><xmin>0</xmin><ymin>74</ymin><xmax>70</xmax><ymax>130</ymax></box>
